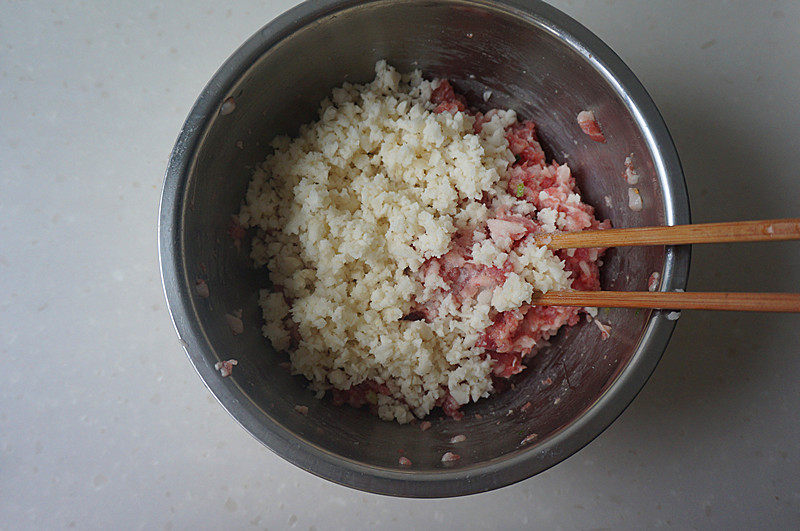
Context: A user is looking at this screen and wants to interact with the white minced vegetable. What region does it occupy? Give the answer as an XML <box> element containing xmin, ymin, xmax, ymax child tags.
<box><xmin>482</xmin><ymin>90</ymin><xmax>493</xmax><ymax>102</ymax></box>
<box><xmin>648</xmin><ymin>272</ymin><xmax>660</xmax><ymax>292</ymax></box>
<box><xmin>239</xmin><ymin>61</ymin><xmax>572</xmax><ymax>423</ymax></box>
<box><xmin>441</xmin><ymin>451</ymin><xmax>461</xmax><ymax>463</ymax></box>
<box><xmin>214</xmin><ymin>359</ymin><xmax>238</xmax><ymax>377</ymax></box>
<box><xmin>593</xmin><ymin>319</ymin><xmax>611</xmax><ymax>340</ymax></box>
<box><xmin>627</xmin><ymin>187</ymin><xmax>643</xmax><ymax>211</ymax></box>
<box><xmin>195</xmin><ymin>278</ymin><xmax>210</xmax><ymax>298</ymax></box>
<box><xmin>624</xmin><ymin>154</ymin><xmax>640</xmax><ymax>185</ymax></box>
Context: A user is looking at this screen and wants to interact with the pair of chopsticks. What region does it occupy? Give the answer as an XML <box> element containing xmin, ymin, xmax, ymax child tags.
<box><xmin>530</xmin><ymin>218</ymin><xmax>800</xmax><ymax>312</ymax></box>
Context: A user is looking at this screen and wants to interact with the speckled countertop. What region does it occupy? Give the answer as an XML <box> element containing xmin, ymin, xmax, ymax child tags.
<box><xmin>2</xmin><ymin>1</ymin><xmax>799</xmax><ymax>529</ymax></box>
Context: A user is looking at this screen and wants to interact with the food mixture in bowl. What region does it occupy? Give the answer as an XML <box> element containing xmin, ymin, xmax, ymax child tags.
<box><xmin>237</xmin><ymin>61</ymin><xmax>609</xmax><ymax>423</ymax></box>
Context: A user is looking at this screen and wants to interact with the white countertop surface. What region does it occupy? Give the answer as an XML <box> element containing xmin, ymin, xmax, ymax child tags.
<box><xmin>2</xmin><ymin>1</ymin><xmax>799</xmax><ymax>529</ymax></box>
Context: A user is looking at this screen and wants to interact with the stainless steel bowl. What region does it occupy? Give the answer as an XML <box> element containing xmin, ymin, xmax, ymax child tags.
<box><xmin>159</xmin><ymin>0</ymin><xmax>690</xmax><ymax>497</ymax></box>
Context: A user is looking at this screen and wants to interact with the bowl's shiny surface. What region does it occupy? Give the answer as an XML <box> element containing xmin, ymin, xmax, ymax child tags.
<box><xmin>159</xmin><ymin>0</ymin><xmax>689</xmax><ymax>497</ymax></box>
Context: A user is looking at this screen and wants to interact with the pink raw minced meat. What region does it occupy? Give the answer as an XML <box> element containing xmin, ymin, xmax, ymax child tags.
<box><xmin>577</xmin><ymin>110</ymin><xmax>606</xmax><ymax>143</ymax></box>
<box><xmin>424</xmin><ymin>81</ymin><xmax>609</xmax><ymax>412</ymax></box>
<box><xmin>648</xmin><ymin>271</ymin><xmax>661</xmax><ymax>292</ymax></box>
<box><xmin>332</xmin><ymin>80</ymin><xmax>609</xmax><ymax>420</ymax></box>
<box><xmin>214</xmin><ymin>359</ymin><xmax>238</xmax><ymax>377</ymax></box>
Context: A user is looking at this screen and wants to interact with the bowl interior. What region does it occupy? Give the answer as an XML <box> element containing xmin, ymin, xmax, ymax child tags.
<box><xmin>170</xmin><ymin>0</ymin><xmax>684</xmax><ymax>495</ymax></box>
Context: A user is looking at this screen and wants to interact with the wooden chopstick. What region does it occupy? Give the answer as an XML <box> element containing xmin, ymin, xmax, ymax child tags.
<box><xmin>526</xmin><ymin>219</ymin><xmax>800</xmax><ymax>312</ymax></box>
<box><xmin>530</xmin><ymin>291</ymin><xmax>800</xmax><ymax>312</ymax></box>
<box><xmin>535</xmin><ymin>218</ymin><xmax>800</xmax><ymax>250</ymax></box>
